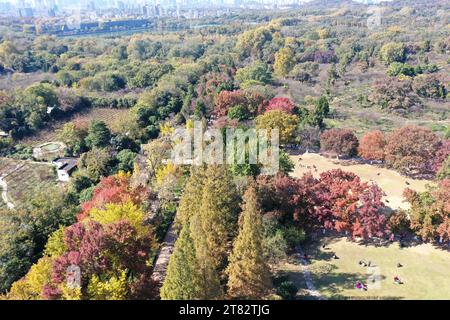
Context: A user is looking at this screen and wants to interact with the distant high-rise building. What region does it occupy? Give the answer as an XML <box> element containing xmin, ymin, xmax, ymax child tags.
<box><xmin>19</xmin><ymin>7</ymin><xmax>33</xmax><ymax>16</ymax></box>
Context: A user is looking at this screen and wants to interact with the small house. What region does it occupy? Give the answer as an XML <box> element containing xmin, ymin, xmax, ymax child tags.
<box><xmin>52</xmin><ymin>157</ymin><xmax>78</xmax><ymax>182</ymax></box>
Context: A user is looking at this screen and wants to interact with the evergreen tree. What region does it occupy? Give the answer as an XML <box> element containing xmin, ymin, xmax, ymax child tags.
<box><xmin>174</xmin><ymin>165</ymin><xmax>206</xmax><ymax>227</ymax></box>
<box><xmin>195</xmin><ymin>165</ymin><xmax>239</xmax><ymax>270</ymax></box>
<box><xmin>226</xmin><ymin>185</ymin><xmax>272</xmax><ymax>299</ymax></box>
<box><xmin>85</xmin><ymin>120</ymin><xmax>111</xmax><ymax>148</ymax></box>
<box><xmin>160</xmin><ymin>223</ymin><xmax>201</xmax><ymax>300</ymax></box>
<box><xmin>190</xmin><ymin>213</ymin><xmax>224</xmax><ymax>299</ymax></box>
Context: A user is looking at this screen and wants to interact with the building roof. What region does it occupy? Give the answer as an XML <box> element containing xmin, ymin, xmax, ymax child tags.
<box><xmin>53</xmin><ymin>157</ymin><xmax>78</xmax><ymax>173</ymax></box>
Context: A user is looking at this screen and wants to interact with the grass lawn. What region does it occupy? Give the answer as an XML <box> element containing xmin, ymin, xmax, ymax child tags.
<box><xmin>285</xmin><ymin>237</ymin><xmax>450</xmax><ymax>300</ymax></box>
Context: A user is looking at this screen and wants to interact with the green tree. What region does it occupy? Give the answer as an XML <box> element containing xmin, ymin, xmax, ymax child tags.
<box><xmin>380</xmin><ymin>42</ymin><xmax>406</xmax><ymax>65</ymax></box>
<box><xmin>226</xmin><ymin>185</ymin><xmax>272</xmax><ymax>299</ymax></box>
<box><xmin>236</xmin><ymin>61</ymin><xmax>272</xmax><ymax>85</ymax></box>
<box><xmin>117</xmin><ymin>149</ymin><xmax>137</xmax><ymax>173</ymax></box>
<box><xmin>57</xmin><ymin>122</ymin><xmax>87</xmax><ymax>155</ymax></box>
<box><xmin>79</xmin><ymin>147</ymin><xmax>112</xmax><ymax>181</ymax></box>
<box><xmin>160</xmin><ymin>223</ymin><xmax>200</xmax><ymax>299</ymax></box>
<box><xmin>85</xmin><ymin>120</ymin><xmax>111</xmax><ymax>149</ymax></box>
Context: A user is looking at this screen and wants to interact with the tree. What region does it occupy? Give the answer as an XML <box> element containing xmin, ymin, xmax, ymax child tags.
<box><xmin>214</xmin><ymin>90</ymin><xmax>266</xmax><ymax>118</ymax></box>
<box><xmin>160</xmin><ymin>223</ymin><xmax>209</xmax><ymax>300</ymax></box>
<box><xmin>24</xmin><ymin>83</ymin><xmax>59</xmax><ymax>108</ymax></box>
<box><xmin>306</xmin><ymin>96</ymin><xmax>330</xmax><ymax>128</ymax></box>
<box><xmin>279</xmin><ymin>150</ymin><xmax>295</xmax><ymax>174</ymax></box>
<box><xmin>385</xmin><ymin>126</ymin><xmax>440</xmax><ymax>176</ymax></box>
<box><xmin>78</xmin><ymin>173</ymin><xmax>149</xmax><ymax>220</ymax></box>
<box><xmin>193</xmin><ymin>165</ymin><xmax>239</xmax><ymax>270</ymax></box>
<box><xmin>85</xmin><ymin>120</ymin><xmax>111</xmax><ymax>149</ymax></box>
<box><xmin>190</xmin><ymin>212</ymin><xmax>224</xmax><ymax>299</ymax></box>
<box><xmin>174</xmin><ymin>165</ymin><xmax>206</xmax><ymax>227</ymax></box>
<box><xmin>6</xmin><ymin>257</ymin><xmax>53</xmax><ymax>300</ymax></box>
<box><xmin>320</xmin><ymin>128</ymin><xmax>359</xmax><ymax>158</ymax></box>
<box><xmin>236</xmin><ymin>61</ymin><xmax>272</xmax><ymax>85</ymax></box>
<box><xmin>255</xmin><ymin>110</ymin><xmax>299</xmax><ymax>145</ymax></box>
<box><xmin>228</xmin><ymin>105</ymin><xmax>249</xmax><ymax>121</ymax></box>
<box><xmin>433</xmin><ymin>140</ymin><xmax>450</xmax><ymax>176</ymax></box>
<box><xmin>388</xmin><ymin>210</ymin><xmax>411</xmax><ymax>235</ymax></box>
<box><xmin>437</xmin><ymin>156</ymin><xmax>450</xmax><ymax>180</ymax></box>
<box><xmin>274</xmin><ymin>47</ymin><xmax>295</xmax><ymax>76</ymax></box>
<box><xmin>144</xmin><ymin>137</ymin><xmax>172</xmax><ymax>180</ymax></box>
<box><xmin>79</xmin><ymin>147</ymin><xmax>113</xmax><ymax>181</ymax></box>
<box><xmin>358</xmin><ymin>130</ymin><xmax>386</xmax><ymax>161</ymax></box>
<box><xmin>265</xmin><ymin>97</ymin><xmax>295</xmax><ymax>114</ymax></box>
<box><xmin>57</xmin><ymin>122</ymin><xmax>88</xmax><ymax>155</ymax></box>
<box><xmin>0</xmin><ymin>185</ymin><xmax>78</xmax><ymax>293</ymax></box>
<box><xmin>369</xmin><ymin>78</ymin><xmax>421</xmax><ymax>114</ymax></box>
<box><xmin>379</xmin><ymin>42</ymin><xmax>406</xmax><ymax>64</ymax></box>
<box><xmin>226</xmin><ymin>185</ymin><xmax>272</xmax><ymax>299</ymax></box>
<box><xmin>412</xmin><ymin>74</ymin><xmax>447</xmax><ymax>99</ymax></box>
<box><xmin>404</xmin><ymin>179</ymin><xmax>450</xmax><ymax>242</ymax></box>
<box><xmin>117</xmin><ymin>149</ymin><xmax>137</xmax><ymax>172</ymax></box>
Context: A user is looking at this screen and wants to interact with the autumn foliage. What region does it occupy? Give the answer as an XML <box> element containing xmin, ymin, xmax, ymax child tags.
<box><xmin>264</xmin><ymin>97</ymin><xmax>296</xmax><ymax>114</ymax></box>
<box><xmin>256</xmin><ymin>169</ymin><xmax>389</xmax><ymax>240</ymax></box>
<box><xmin>358</xmin><ymin>130</ymin><xmax>386</xmax><ymax>161</ymax></box>
<box><xmin>385</xmin><ymin>125</ymin><xmax>441</xmax><ymax>176</ymax></box>
<box><xmin>404</xmin><ymin>179</ymin><xmax>450</xmax><ymax>242</ymax></box>
<box><xmin>213</xmin><ymin>90</ymin><xmax>267</xmax><ymax>118</ymax></box>
<box><xmin>320</xmin><ymin>128</ymin><xmax>359</xmax><ymax>158</ymax></box>
<box><xmin>78</xmin><ymin>173</ymin><xmax>150</xmax><ymax>220</ymax></box>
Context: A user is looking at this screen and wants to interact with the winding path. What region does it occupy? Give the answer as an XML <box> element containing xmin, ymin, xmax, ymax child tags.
<box><xmin>295</xmin><ymin>246</ymin><xmax>326</xmax><ymax>300</ymax></box>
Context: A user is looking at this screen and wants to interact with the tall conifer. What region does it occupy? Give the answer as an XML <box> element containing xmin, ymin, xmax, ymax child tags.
<box><xmin>226</xmin><ymin>184</ymin><xmax>272</xmax><ymax>299</ymax></box>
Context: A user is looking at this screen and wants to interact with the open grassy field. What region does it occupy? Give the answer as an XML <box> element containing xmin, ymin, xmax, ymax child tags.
<box><xmin>282</xmin><ymin>60</ymin><xmax>450</xmax><ymax>137</ymax></box>
<box><xmin>290</xmin><ymin>153</ymin><xmax>432</xmax><ymax>210</ymax></box>
<box><xmin>0</xmin><ymin>157</ymin><xmax>56</xmax><ymax>208</ymax></box>
<box><xmin>277</xmin><ymin>236</ymin><xmax>450</xmax><ymax>300</ymax></box>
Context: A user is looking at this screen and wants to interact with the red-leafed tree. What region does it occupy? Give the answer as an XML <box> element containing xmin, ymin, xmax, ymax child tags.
<box><xmin>44</xmin><ymin>220</ymin><xmax>156</xmax><ymax>300</ymax></box>
<box><xmin>264</xmin><ymin>97</ymin><xmax>296</xmax><ymax>114</ymax></box>
<box><xmin>213</xmin><ymin>90</ymin><xmax>267</xmax><ymax>118</ymax></box>
<box><xmin>358</xmin><ymin>130</ymin><xmax>386</xmax><ymax>161</ymax></box>
<box><xmin>353</xmin><ymin>184</ymin><xmax>387</xmax><ymax>239</ymax></box>
<box><xmin>256</xmin><ymin>170</ymin><xmax>389</xmax><ymax>240</ymax></box>
<box><xmin>317</xmin><ymin>170</ymin><xmax>365</xmax><ymax>234</ymax></box>
<box><xmin>385</xmin><ymin>125</ymin><xmax>441</xmax><ymax>177</ymax></box>
<box><xmin>433</xmin><ymin>139</ymin><xmax>450</xmax><ymax>174</ymax></box>
<box><xmin>78</xmin><ymin>173</ymin><xmax>150</xmax><ymax>220</ymax></box>
<box><xmin>320</xmin><ymin>128</ymin><xmax>359</xmax><ymax>158</ymax></box>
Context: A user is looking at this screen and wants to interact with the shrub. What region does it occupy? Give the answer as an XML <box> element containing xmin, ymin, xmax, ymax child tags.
<box><xmin>276</xmin><ymin>281</ymin><xmax>297</xmax><ymax>300</ymax></box>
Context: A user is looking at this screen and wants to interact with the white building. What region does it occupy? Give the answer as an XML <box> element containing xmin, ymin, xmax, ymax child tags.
<box><xmin>52</xmin><ymin>157</ymin><xmax>78</xmax><ymax>182</ymax></box>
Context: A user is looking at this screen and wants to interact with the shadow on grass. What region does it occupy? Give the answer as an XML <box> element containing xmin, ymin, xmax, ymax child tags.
<box><xmin>309</xmin><ymin>270</ymin><xmax>394</xmax><ymax>300</ymax></box>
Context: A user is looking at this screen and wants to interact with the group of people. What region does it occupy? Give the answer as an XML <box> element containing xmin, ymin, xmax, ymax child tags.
<box><xmin>355</xmin><ymin>281</ymin><xmax>368</xmax><ymax>291</ymax></box>
<box><xmin>355</xmin><ymin>259</ymin><xmax>404</xmax><ymax>290</ymax></box>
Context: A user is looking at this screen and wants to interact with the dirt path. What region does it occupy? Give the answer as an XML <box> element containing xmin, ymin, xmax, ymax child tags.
<box><xmin>295</xmin><ymin>246</ymin><xmax>326</xmax><ymax>300</ymax></box>
<box><xmin>290</xmin><ymin>153</ymin><xmax>432</xmax><ymax>210</ymax></box>
<box><xmin>151</xmin><ymin>222</ymin><xmax>178</xmax><ymax>287</ymax></box>
<box><xmin>0</xmin><ymin>178</ymin><xmax>14</xmax><ymax>209</ymax></box>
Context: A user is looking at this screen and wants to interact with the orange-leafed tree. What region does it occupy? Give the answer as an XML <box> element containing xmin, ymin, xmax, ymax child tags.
<box><xmin>358</xmin><ymin>130</ymin><xmax>386</xmax><ymax>161</ymax></box>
